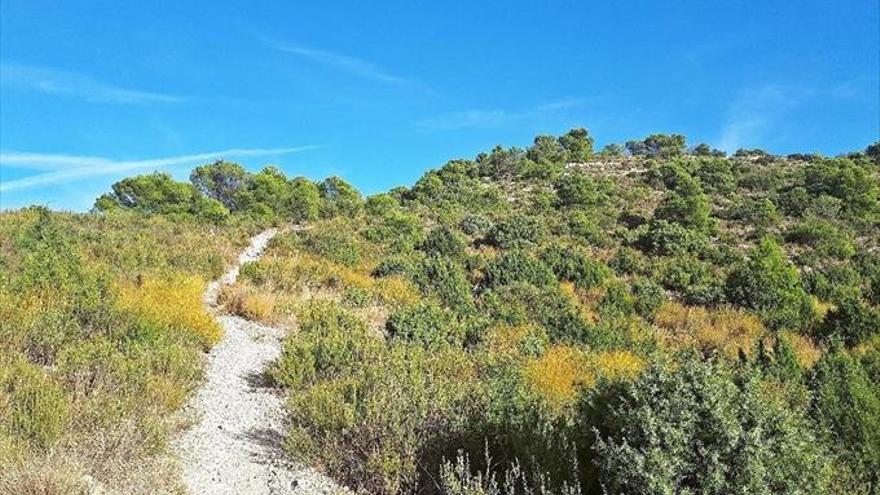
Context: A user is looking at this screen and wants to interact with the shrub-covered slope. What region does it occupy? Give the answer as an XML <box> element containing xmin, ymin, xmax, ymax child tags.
<box><xmin>3</xmin><ymin>130</ymin><xmax>879</xmax><ymax>494</ymax></box>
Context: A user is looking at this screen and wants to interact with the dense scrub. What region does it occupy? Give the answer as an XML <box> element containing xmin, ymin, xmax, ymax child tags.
<box><xmin>229</xmin><ymin>131</ymin><xmax>880</xmax><ymax>494</ymax></box>
<box><xmin>0</xmin><ymin>208</ymin><xmax>252</xmax><ymax>493</ymax></box>
<box><xmin>4</xmin><ymin>130</ymin><xmax>879</xmax><ymax>494</ymax></box>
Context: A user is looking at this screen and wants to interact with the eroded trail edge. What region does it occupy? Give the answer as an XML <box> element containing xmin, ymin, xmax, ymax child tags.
<box><xmin>173</xmin><ymin>229</ymin><xmax>341</xmax><ymax>495</ymax></box>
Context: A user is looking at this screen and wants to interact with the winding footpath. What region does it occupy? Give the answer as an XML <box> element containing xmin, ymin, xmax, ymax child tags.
<box><xmin>173</xmin><ymin>229</ymin><xmax>342</xmax><ymax>495</ymax></box>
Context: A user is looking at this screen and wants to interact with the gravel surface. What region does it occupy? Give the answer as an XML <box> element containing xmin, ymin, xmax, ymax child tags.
<box><xmin>173</xmin><ymin>229</ymin><xmax>344</xmax><ymax>495</ymax></box>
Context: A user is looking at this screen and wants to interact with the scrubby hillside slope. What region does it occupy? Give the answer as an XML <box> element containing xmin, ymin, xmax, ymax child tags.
<box><xmin>2</xmin><ymin>130</ymin><xmax>879</xmax><ymax>494</ymax></box>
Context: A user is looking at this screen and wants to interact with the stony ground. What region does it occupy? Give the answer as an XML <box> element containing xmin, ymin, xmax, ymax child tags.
<box><xmin>173</xmin><ymin>229</ymin><xmax>344</xmax><ymax>495</ymax></box>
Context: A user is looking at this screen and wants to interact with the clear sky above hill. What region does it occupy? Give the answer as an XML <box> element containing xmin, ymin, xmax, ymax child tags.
<box><xmin>1</xmin><ymin>0</ymin><xmax>878</xmax><ymax>211</ymax></box>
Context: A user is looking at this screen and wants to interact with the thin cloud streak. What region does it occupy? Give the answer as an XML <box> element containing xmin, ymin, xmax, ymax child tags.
<box><xmin>0</xmin><ymin>146</ymin><xmax>316</xmax><ymax>192</ymax></box>
<box><xmin>716</xmin><ymin>85</ymin><xmax>811</xmax><ymax>152</ymax></box>
<box><xmin>1</xmin><ymin>64</ymin><xmax>185</xmax><ymax>104</ymax></box>
<box><xmin>266</xmin><ymin>38</ymin><xmax>423</xmax><ymax>89</ymax></box>
<box><xmin>415</xmin><ymin>98</ymin><xmax>589</xmax><ymax>131</ymax></box>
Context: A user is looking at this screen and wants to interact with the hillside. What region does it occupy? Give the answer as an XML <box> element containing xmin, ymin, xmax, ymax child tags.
<box><xmin>2</xmin><ymin>130</ymin><xmax>880</xmax><ymax>494</ymax></box>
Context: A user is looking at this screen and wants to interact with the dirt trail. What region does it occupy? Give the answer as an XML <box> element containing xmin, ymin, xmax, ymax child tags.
<box><xmin>173</xmin><ymin>229</ymin><xmax>342</xmax><ymax>495</ymax></box>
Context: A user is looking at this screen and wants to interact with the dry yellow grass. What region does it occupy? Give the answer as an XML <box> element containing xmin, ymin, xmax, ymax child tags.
<box><xmin>655</xmin><ymin>302</ymin><xmax>764</xmax><ymax>359</ymax></box>
<box><xmin>592</xmin><ymin>349</ymin><xmax>645</xmax><ymax>381</ymax></box>
<box><xmin>525</xmin><ymin>346</ymin><xmax>646</xmax><ymax>413</ymax></box>
<box><xmin>778</xmin><ymin>331</ymin><xmax>822</xmax><ymax>369</ymax></box>
<box><xmin>526</xmin><ymin>345</ymin><xmax>594</xmax><ymax>413</ymax></box>
<box><xmin>117</xmin><ymin>275</ymin><xmax>221</xmax><ymax>349</ymax></box>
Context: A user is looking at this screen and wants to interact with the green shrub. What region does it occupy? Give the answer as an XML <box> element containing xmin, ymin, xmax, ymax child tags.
<box><xmin>637</xmin><ymin>220</ymin><xmax>708</xmax><ymax>256</ymax></box>
<box><xmin>631</xmin><ymin>278</ymin><xmax>665</xmax><ymax>319</ymax></box>
<box><xmin>786</xmin><ymin>218</ymin><xmax>856</xmax><ymax>259</ymax></box>
<box><xmin>483</xmin><ymin>251</ymin><xmax>555</xmax><ymax>289</ymax></box>
<box><xmin>609</xmin><ymin>247</ymin><xmax>647</xmax><ymax>276</ymax></box>
<box><xmin>411</xmin><ymin>256</ymin><xmax>474</xmax><ymax>310</ymax></box>
<box><xmin>297</xmin><ymin>227</ymin><xmax>361</xmax><ymax>266</ymax></box>
<box><xmin>372</xmin><ymin>254</ymin><xmax>418</xmax><ymax>278</ymax></box>
<box><xmin>420</xmin><ymin>226</ymin><xmax>468</xmax><ymax>260</ymax></box>
<box><xmin>386</xmin><ymin>301</ymin><xmax>464</xmax><ymax>348</ymax></box>
<box><xmin>812</xmin><ymin>350</ymin><xmax>880</xmax><ymax>492</ymax></box>
<box><xmin>540</xmin><ymin>245</ymin><xmax>610</xmax><ymax>289</ymax></box>
<box><xmin>587</xmin><ymin>356</ymin><xmax>831</xmax><ymax>494</ymax></box>
<box><xmin>725</xmin><ymin>238</ymin><xmax>815</xmax><ymax>330</ymax></box>
<box><xmin>460</xmin><ymin>214</ymin><xmax>494</xmax><ymax>237</ymax></box>
<box><xmin>1</xmin><ymin>358</ymin><xmax>69</xmax><ymax>449</ymax></box>
<box><xmin>488</xmin><ymin>217</ymin><xmax>547</xmax><ymax>250</ymax></box>
<box><xmin>816</xmin><ymin>297</ymin><xmax>880</xmax><ymax>347</ymax></box>
<box><xmin>555</xmin><ymin>173</ymin><xmax>605</xmax><ymax>208</ymax></box>
<box><xmin>480</xmin><ymin>283</ymin><xmax>589</xmax><ymax>344</ymax></box>
<box><xmin>660</xmin><ymin>256</ymin><xmax>725</xmax><ymax>306</ymax></box>
<box><xmin>271</xmin><ymin>301</ymin><xmax>375</xmax><ymax>389</ymax></box>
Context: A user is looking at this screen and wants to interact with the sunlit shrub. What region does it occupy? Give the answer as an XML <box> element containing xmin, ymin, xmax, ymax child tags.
<box><xmin>654</xmin><ymin>302</ymin><xmax>764</xmax><ymax>360</ymax></box>
<box><xmin>525</xmin><ymin>345</ymin><xmax>592</xmax><ymax>415</ymax></box>
<box><xmin>0</xmin><ymin>358</ymin><xmax>69</xmax><ymax>450</ymax></box>
<box><xmin>540</xmin><ymin>245</ymin><xmax>610</xmax><ymax>289</ymax></box>
<box><xmin>386</xmin><ymin>301</ymin><xmax>464</xmax><ymax>348</ymax></box>
<box><xmin>488</xmin><ymin>216</ymin><xmax>547</xmax><ymax>249</ymax></box>
<box><xmin>483</xmin><ymin>251</ymin><xmax>555</xmax><ymax>289</ymax></box>
<box><xmin>117</xmin><ymin>275</ymin><xmax>221</xmax><ymax>349</ymax></box>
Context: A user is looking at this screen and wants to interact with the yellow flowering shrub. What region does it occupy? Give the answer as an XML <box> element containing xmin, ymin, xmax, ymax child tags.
<box><xmin>779</xmin><ymin>331</ymin><xmax>822</xmax><ymax>369</ymax></box>
<box><xmin>655</xmin><ymin>302</ymin><xmax>764</xmax><ymax>359</ymax></box>
<box><xmin>592</xmin><ymin>349</ymin><xmax>645</xmax><ymax>381</ymax></box>
<box><xmin>525</xmin><ymin>345</ymin><xmax>594</xmax><ymax>412</ymax></box>
<box><xmin>117</xmin><ymin>275</ymin><xmax>221</xmax><ymax>349</ymax></box>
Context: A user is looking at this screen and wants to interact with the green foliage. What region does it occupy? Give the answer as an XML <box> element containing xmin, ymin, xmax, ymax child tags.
<box><xmin>189</xmin><ymin>160</ymin><xmax>249</xmax><ymax>210</ymax></box>
<box><xmin>420</xmin><ymin>225</ymin><xmax>468</xmax><ymax>260</ymax></box>
<box><xmin>653</xmin><ymin>175</ymin><xmax>712</xmax><ymax>232</ymax></box>
<box><xmin>804</xmin><ymin>158</ymin><xmax>879</xmax><ymax>219</ymax></box>
<box><xmin>638</xmin><ymin>219</ymin><xmax>708</xmax><ymax>256</ymax></box>
<box><xmin>476</xmin><ymin>145</ymin><xmax>526</xmax><ymax>179</ymax></box>
<box><xmin>786</xmin><ymin>218</ymin><xmax>856</xmax><ymax>259</ymax></box>
<box><xmin>631</xmin><ymin>278</ymin><xmax>665</xmax><ymax>319</ymax></box>
<box><xmin>319</xmin><ymin>176</ymin><xmax>363</xmax><ymax>217</ymax></box>
<box><xmin>271</xmin><ymin>300</ymin><xmax>374</xmax><ymax>389</ymax></box>
<box><xmin>386</xmin><ymin>301</ymin><xmax>464</xmax><ymax>348</ymax></box>
<box><xmin>589</xmin><ymin>356</ymin><xmax>831</xmax><ymax>494</ymax></box>
<box><xmin>812</xmin><ymin>350</ymin><xmax>880</xmax><ymax>492</ymax></box>
<box><xmin>483</xmin><ymin>251</ymin><xmax>555</xmax><ymax>289</ymax></box>
<box><xmin>527</xmin><ymin>135</ymin><xmax>569</xmax><ymax>164</ymax></box>
<box><xmin>1</xmin><ymin>358</ymin><xmax>69</xmax><ymax>450</ymax></box>
<box><xmin>540</xmin><ymin>245</ymin><xmax>610</xmax><ymax>289</ymax></box>
<box><xmin>460</xmin><ymin>214</ymin><xmax>494</xmax><ymax>237</ymax></box>
<box><xmin>555</xmin><ymin>173</ymin><xmax>605</xmax><ymax>208</ymax></box>
<box><xmin>660</xmin><ymin>256</ymin><xmax>725</xmax><ymax>306</ymax></box>
<box><xmin>725</xmin><ymin>238</ymin><xmax>815</xmax><ymax>330</ymax></box>
<box><xmin>480</xmin><ymin>283</ymin><xmax>589</xmax><ymax>344</ymax></box>
<box><xmin>488</xmin><ymin>216</ymin><xmax>547</xmax><ymax>249</ymax></box>
<box><xmin>816</xmin><ymin>296</ymin><xmax>880</xmax><ymax>347</ymax></box>
<box><xmin>96</xmin><ymin>172</ymin><xmax>229</xmax><ymax>221</ymax></box>
<box><xmin>694</xmin><ymin>157</ymin><xmax>735</xmax><ymax>193</ymax></box>
<box><xmin>296</xmin><ymin>226</ymin><xmax>362</xmax><ymax>266</ymax></box>
<box><xmin>411</xmin><ymin>256</ymin><xmax>474</xmax><ymax>310</ymax></box>
<box><xmin>558</xmin><ymin>127</ymin><xmax>594</xmax><ymax>162</ymax></box>
<box><xmin>626</xmin><ymin>134</ymin><xmax>686</xmax><ymax>158</ymax></box>
<box><xmin>13</xmin><ymin>128</ymin><xmax>880</xmax><ymax>494</ymax></box>
<box><xmin>289</xmin><ymin>177</ymin><xmax>322</xmax><ymax>221</ymax></box>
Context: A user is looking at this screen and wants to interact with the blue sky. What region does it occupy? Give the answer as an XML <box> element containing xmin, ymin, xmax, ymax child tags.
<box><xmin>1</xmin><ymin>1</ymin><xmax>878</xmax><ymax>211</ymax></box>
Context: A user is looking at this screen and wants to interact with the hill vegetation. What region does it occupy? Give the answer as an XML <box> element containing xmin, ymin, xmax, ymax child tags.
<box><xmin>2</xmin><ymin>130</ymin><xmax>879</xmax><ymax>494</ymax></box>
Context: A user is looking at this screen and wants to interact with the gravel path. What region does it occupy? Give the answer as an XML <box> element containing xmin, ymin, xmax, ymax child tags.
<box><xmin>173</xmin><ymin>229</ymin><xmax>343</xmax><ymax>495</ymax></box>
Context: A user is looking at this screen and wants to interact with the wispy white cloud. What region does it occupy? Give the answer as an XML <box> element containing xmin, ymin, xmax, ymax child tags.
<box><xmin>415</xmin><ymin>110</ymin><xmax>516</xmax><ymax>131</ymax></box>
<box><xmin>1</xmin><ymin>63</ymin><xmax>185</xmax><ymax>104</ymax></box>
<box><xmin>0</xmin><ymin>146</ymin><xmax>316</xmax><ymax>192</ymax></box>
<box><xmin>415</xmin><ymin>98</ymin><xmax>589</xmax><ymax>132</ymax></box>
<box><xmin>265</xmin><ymin>38</ymin><xmax>429</xmax><ymax>92</ymax></box>
<box><xmin>716</xmin><ymin>85</ymin><xmax>812</xmax><ymax>152</ymax></box>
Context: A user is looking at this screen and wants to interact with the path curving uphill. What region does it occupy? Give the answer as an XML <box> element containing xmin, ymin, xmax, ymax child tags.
<box><xmin>173</xmin><ymin>229</ymin><xmax>341</xmax><ymax>495</ymax></box>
